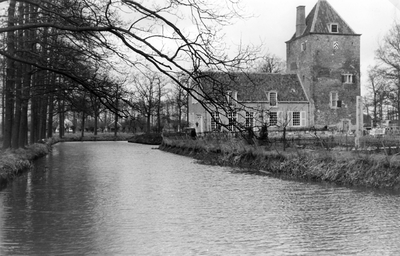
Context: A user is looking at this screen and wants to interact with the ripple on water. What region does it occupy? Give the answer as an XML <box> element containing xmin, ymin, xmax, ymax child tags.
<box><xmin>0</xmin><ymin>142</ymin><xmax>400</xmax><ymax>255</ymax></box>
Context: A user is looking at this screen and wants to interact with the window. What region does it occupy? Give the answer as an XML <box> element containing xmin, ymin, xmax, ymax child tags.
<box><xmin>288</xmin><ymin>111</ymin><xmax>306</xmax><ymax>127</ymax></box>
<box><xmin>301</xmin><ymin>42</ymin><xmax>306</xmax><ymax>51</ymax></box>
<box><xmin>330</xmin><ymin>91</ymin><xmax>341</xmax><ymax>108</ymax></box>
<box><xmin>245</xmin><ymin>112</ymin><xmax>254</xmax><ymax>128</ymax></box>
<box><xmin>226</xmin><ymin>90</ymin><xmax>237</xmax><ymax>105</ymax></box>
<box><xmin>342</xmin><ymin>74</ymin><xmax>354</xmax><ymax>84</ymax></box>
<box><xmin>226</xmin><ymin>91</ymin><xmax>232</xmax><ymax>104</ymax></box>
<box><xmin>211</xmin><ymin>112</ymin><xmax>221</xmax><ymax>131</ymax></box>
<box><xmin>269</xmin><ymin>112</ymin><xmax>277</xmax><ymax>126</ymax></box>
<box><xmin>330</xmin><ymin>23</ymin><xmax>339</xmax><ymax>33</ymax></box>
<box><xmin>228</xmin><ymin>111</ymin><xmax>237</xmax><ymax>131</ymax></box>
<box><xmin>292</xmin><ymin>112</ymin><xmax>300</xmax><ymax>126</ymax></box>
<box><xmin>269</xmin><ymin>92</ymin><xmax>277</xmax><ymax>107</ymax></box>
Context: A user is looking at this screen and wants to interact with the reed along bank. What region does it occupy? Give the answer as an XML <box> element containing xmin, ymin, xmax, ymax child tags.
<box><xmin>160</xmin><ymin>134</ymin><xmax>400</xmax><ymax>191</ymax></box>
<box><xmin>0</xmin><ymin>141</ymin><xmax>53</xmax><ymax>190</ymax></box>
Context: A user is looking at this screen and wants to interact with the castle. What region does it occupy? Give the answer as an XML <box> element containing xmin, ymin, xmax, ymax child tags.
<box><xmin>188</xmin><ymin>0</ymin><xmax>361</xmax><ymax>133</ymax></box>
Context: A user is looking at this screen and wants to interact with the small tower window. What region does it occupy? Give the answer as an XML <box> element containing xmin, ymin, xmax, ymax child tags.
<box><xmin>342</xmin><ymin>74</ymin><xmax>355</xmax><ymax>84</ymax></box>
<box><xmin>330</xmin><ymin>91</ymin><xmax>341</xmax><ymax>109</ymax></box>
<box><xmin>301</xmin><ymin>42</ymin><xmax>306</xmax><ymax>51</ymax></box>
<box><xmin>330</xmin><ymin>23</ymin><xmax>339</xmax><ymax>33</ymax></box>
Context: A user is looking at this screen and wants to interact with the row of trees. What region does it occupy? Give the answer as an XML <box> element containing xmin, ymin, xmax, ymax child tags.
<box><xmin>0</xmin><ymin>0</ymin><xmax>265</xmax><ymax>149</ymax></box>
<box><xmin>365</xmin><ymin>23</ymin><xmax>400</xmax><ymax>127</ymax></box>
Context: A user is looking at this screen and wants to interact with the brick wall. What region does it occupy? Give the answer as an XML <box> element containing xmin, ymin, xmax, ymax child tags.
<box><xmin>286</xmin><ymin>33</ymin><xmax>361</xmax><ymax>128</ymax></box>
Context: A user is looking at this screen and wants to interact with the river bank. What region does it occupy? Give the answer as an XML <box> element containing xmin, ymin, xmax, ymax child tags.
<box><xmin>160</xmin><ymin>136</ymin><xmax>400</xmax><ymax>191</ymax></box>
<box><xmin>127</xmin><ymin>133</ymin><xmax>162</xmax><ymax>145</ymax></box>
<box><xmin>0</xmin><ymin>132</ymin><xmax>134</xmax><ymax>190</ymax></box>
<box><xmin>0</xmin><ymin>140</ymin><xmax>54</xmax><ymax>190</ymax></box>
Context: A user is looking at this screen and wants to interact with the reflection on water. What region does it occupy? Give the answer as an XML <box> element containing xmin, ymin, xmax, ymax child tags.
<box><xmin>1</xmin><ymin>141</ymin><xmax>400</xmax><ymax>255</ymax></box>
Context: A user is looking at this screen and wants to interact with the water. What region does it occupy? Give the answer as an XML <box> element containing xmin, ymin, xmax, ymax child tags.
<box><xmin>1</xmin><ymin>142</ymin><xmax>400</xmax><ymax>255</ymax></box>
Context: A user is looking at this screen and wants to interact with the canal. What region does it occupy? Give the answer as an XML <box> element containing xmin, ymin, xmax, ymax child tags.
<box><xmin>1</xmin><ymin>142</ymin><xmax>400</xmax><ymax>255</ymax></box>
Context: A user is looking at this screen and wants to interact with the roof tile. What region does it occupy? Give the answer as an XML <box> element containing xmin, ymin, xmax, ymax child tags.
<box><xmin>196</xmin><ymin>72</ymin><xmax>308</xmax><ymax>102</ymax></box>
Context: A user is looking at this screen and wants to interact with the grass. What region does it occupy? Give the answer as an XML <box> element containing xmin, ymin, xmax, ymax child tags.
<box><xmin>0</xmin><ymin>139</ymin><xmax>55</xmax><ymax>189</ymax></box>
<box><xmin>60</xmin><ymin>132</ymin><xmax>134</xmax><ymax>141</ymax></box>
<box><xmin>160</xmin><ymin>135</ymin><xmax>400</xmax><ymax>191</ymax></box>
<box><xmin>0</xmin><ymin>132</ymin><xmax>134</xmax><ymax>190</ymax></box>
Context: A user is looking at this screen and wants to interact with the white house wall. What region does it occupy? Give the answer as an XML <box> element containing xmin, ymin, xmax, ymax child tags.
<box><xmin>188</xmin><ymin>97</ymin><xmax>310</xmax><ymax>133</ymax></box>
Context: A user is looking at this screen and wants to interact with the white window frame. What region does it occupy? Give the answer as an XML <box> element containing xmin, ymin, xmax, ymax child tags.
<box><xmin>287</xmin><ymin>111</ymin><xmax>307</xmax><ymax>127</ymax></box>
<box><xmin>269</xmin><ymin>112</ymin><xmax>278</xmax><ymax>126</ymax></box>
<box><xmin>330</xmin><ymin>91</ymin><xmax>339</xmax><ymax>109</ymax></box>
<box><xmin>211</xmin><ymin>111</ymin><xmax>221</xmax><ymax>131</ymax></box>
<box><xmin>342</xmin><ymin>74</ymin><xmax>354</xmax><ymax>84</ymax></box>
<box><xmin>245</xmin><ymin>111</ymin><xmax>254</xmax><ymax>128</ymax></box>
<box><xmin>269</xmin><ymin>91</ymin><xmax>278</xmax><ymax>107</ymax></box>
<box><xmin>292</xmin><ymin>112</ymin><xmax>301</xmax><ymax>126</ymax></box>
<box><xmin>228</xmin><ymin>111</ymin><xmax>237</xmax><ymax>131</ymax></box>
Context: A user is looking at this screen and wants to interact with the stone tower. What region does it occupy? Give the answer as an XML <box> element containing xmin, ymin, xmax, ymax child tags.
<box><xmin>286</xmin><ymin>0</ymin><xmax>361</xmax><ymax>130</ymax></box>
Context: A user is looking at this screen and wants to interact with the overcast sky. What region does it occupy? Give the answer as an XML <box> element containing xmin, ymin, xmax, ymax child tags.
<box><xmin>1</xmin><ymin>0</ymin><xmax>399</xmax><ymax>94</ymax></box>
<box><xmin>223</xmin><ymin>0</ymin><xmax>400</xmax><ymax>94</ymax></box>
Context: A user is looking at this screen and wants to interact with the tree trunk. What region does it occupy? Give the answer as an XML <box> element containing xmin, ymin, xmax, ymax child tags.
<box><xmin>19</xmin><ymin>65</ymin><xmax>30</xmax><ymax>147</ymax></box>
<box><xmin>81</xmin><ymin>111</ymin><xmax>85</xmax><ymax>138</ymax></box>
<box><xmin>58</xmin><ymin>99</ymin><xmax>64</xmax><ymax>139</ymax></box>
<box><xmin>94</xmin><ymin>106</ymin><xmax>98</xmax><ymax>136</ymax></box>
<box><xmin>30</xmin><ymin>73</ymin><xmax>38</xmax><ymax>144</ymax></box>
<box><xmin>11</xmin><ymin>2</ymin><xmax>25</xmax><ymax>148</ymax></box>
<box><xmin>114</xmin><ymin>86</ymin><xmax>119</xmax><ymax>136</ymax></box>
<box><xmin>1</xmin><ymin>61</ymin><xmax>5</xmax><ymax>137</ymax></box>
<box><xmin>12</xmin><ymin>61</ymin><xmax>22</xmax><ymax>148</ymax></box>
<box><xmin>157</xmin><ymin>85</ymin><xmax>161</xmax><ymax>133</ymax></box>
<box><xmin>146</xmin><ymin>113</ymin><xmax>151</xmax><ymax>134</ymax></box>
<box><xmin>3</xmin><ymin>0</ymin><xmax>17</xmax><ymax>149</ymax></box>
<box><xmin>47</xmin><ymin>90</ymin><xmax>54</xmax><ymax>138</ymax></box>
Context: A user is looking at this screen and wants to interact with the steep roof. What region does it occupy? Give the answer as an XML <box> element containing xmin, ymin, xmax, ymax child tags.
<box><xmin>290</xmin><ymin>0</ymin><xmax>360</xmax><ymax>40</ymax></box>
<box><xmin>195</xmin><ymin>72</ymin><xmax>308</xmax><ymax>102</ymax></box>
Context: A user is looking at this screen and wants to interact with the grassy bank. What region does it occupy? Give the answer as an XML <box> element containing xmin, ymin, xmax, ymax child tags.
<box><xmin>60</xmin><ymin>132</ymin><xmax>133</xmax><ymax>142</ymax></box>
<box><xmin>0</xmin><ymin>133</ymin><xmax>134</xmax><ymax>190</ymax></box>
<box><xmin>127</xmin><ymin>133</ymin><xmax>163</xmax><ymax>145</ymax></box>
<box><xmin>160</xmin><ymin>136</ymin><xmax>400</xmax><ymax>191</ymax></box>
<box><xmin>0</xmin><ymin>139</ymin><xmax>55</xmax><ymax>190</ymax></box>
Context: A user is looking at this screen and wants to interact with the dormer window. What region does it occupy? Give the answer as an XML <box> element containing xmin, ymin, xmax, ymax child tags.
<box><xmin>226</xmin><ymin>90</ymin><xmax>237</xmax><ymax>104</ymax></box>
<box><xmin>226</xmin><ymin>90</ymin><xmax>232</xmax><ymax>104</ymax></box>
<box><xmin>329</xmin><ymin>23</ymin><xmax>339</xmax><ymax>33</ymax></box>
<box><xmin>269</xmin><ymin>92</ymin><xmax>277</xmax><ymax>107</ymax></box>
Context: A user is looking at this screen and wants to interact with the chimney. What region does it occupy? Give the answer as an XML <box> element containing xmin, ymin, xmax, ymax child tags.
<box><xmin>296</xmin><ymin>6</ymin><xmax>306</xmax><ymax>37</ymax></box>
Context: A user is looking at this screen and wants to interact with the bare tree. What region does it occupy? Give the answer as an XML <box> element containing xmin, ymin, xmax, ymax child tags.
<box><xmin>172</xmin><ymin>82</ymin><xmax>188</xmax><ymax>132</ymax></box>
<box><xmin>365</xmin><ymin>66</ymin><xmax>391</xmax><ymax>127</ymax></box>
<box><xmin>131</xmin><ymin>72</ymin><xmax>163</xmax><ymax>134</ymax></box>
<box><xmin>375</xmin><ymin>22</ymin><xmax>400</xmax><ymax>123</ymax></box>
<box><xmin>254</xmin><ymin>53</ymin><xmax>285</xmax><ymax>74</ymax></box>
<box><xmin>0</xmin><ymin>0</ymin><xmax>259</xmax><ymax>148</ymax></box>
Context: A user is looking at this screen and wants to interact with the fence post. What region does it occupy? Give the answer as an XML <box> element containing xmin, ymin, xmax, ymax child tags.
<box><xmin>355</xmin><ymin>96</ymin><xmax>363</xmax><ymax>149</ymax></box>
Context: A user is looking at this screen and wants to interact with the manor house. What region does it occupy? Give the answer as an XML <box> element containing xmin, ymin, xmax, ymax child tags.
<box><xmin>188</xmin><ymin>0</ymin><xmax>361</xmax><ymax>133</ymax></box>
